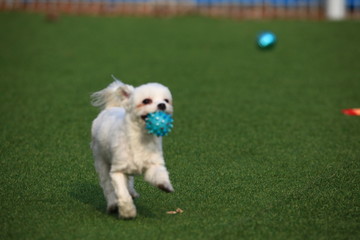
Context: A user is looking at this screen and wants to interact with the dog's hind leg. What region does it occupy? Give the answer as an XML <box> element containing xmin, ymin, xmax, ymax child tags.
<box><xmin>128</xmin><ymin>176</ymin><xmax>140</xmax><ymax>199</ymax></box>
<box><xmin>110</xmin><ymin>171</ymin><xmax>137</xmax><ymax>219</ymax></box>
<box><xmin>144</xmin><ymin>165</ymin><xmax>174</xmax><ymax>193</ymax></box>
<box><xmin>94</xmin><ymin>159</ymin><xmax>118</xmax><ymax>213</ymax></box>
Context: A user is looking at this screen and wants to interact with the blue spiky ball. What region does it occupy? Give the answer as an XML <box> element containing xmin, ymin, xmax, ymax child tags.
<box><xmin>145</xmin><ymin>112</ymin><xmax>174</xmax><ymax>137</ymax></box>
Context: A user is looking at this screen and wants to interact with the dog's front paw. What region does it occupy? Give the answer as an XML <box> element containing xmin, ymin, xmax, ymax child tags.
<box><xmin>158</xmin><ymin>182</ymin><xmax>174</xmax><ymax>193</ymax></box>
<box><xmin>119</xmin><ymin>203</ymin><xmax>137</xmax><ymax>219</ymax></box>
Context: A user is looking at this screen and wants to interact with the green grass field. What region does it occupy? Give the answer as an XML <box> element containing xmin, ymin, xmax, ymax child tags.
<box><xmin>1</xmin><ymin>12</ymin><xmax>359</xmax><ymax>239</ymax></box>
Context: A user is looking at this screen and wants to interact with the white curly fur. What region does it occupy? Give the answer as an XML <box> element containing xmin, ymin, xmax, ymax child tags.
<box><xmin>91</xmin><ymin>77</ymin><xmax>174</xmax><ymax>219</ymax></box>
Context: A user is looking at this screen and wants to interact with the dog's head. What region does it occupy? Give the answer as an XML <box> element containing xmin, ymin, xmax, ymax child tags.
<box><xmin>119</xmin><ymin>83</ymin><xmax>173</xmax><ymax>123</ymax></box>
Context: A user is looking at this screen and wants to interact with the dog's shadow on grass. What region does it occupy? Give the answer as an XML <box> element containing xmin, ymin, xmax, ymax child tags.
<box><xmin>69</xmin><ymin>182</ymin><xmax>105</xmax><ymax>213</ymax></box>
<box><xmin>70</xmin><ymin>182</ymin><xmax>156</xmax><ymax>219</ymax></box>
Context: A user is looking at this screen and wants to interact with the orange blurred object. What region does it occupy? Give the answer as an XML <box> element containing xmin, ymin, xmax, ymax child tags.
<box><xmin>342</xmin><ymin>108</ymin><xmax>360</xmax><ymax>116</ymax></box>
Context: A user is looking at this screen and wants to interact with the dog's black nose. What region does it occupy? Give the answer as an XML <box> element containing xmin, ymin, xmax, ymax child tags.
<box><xmin>157</xmin><ymin>103</ymin><xmax>166</xmax><ymax>111</ymax></box>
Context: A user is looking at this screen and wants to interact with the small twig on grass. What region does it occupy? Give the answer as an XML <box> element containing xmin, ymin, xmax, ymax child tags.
<box><xmin>166</xmin><ymin>208</ymin><xmax>184</xmax><ymax>215</ymax></box>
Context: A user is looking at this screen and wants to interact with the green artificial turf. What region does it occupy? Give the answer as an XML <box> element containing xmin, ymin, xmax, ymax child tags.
<box><xmin>1</xmin><ymin>12</ymin><xmax>359</xmax><ymax>240</ymax></box>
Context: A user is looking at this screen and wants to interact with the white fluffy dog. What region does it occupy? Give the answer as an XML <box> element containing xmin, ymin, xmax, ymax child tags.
<box><xmin>90</xmin><ymin>78</ymin><xmax>174</xmax><ymax>219</ymax></box>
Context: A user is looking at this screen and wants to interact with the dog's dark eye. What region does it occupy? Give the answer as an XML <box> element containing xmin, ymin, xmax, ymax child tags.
<box><xmin>142</xmin><ymin>99</ymin><xmax>152</xmax><ymax>105</ymax></box>
<box><xmin>164</xmin><ymin>99</ymin><xmax>169</xmax><ymax>103</ymax></box>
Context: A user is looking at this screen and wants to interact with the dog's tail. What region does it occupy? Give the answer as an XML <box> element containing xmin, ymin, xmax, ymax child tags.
<box><xmin>91</xmin><ymin>75</ymin><xmax>133</xmax><ymax>110</ymax></box>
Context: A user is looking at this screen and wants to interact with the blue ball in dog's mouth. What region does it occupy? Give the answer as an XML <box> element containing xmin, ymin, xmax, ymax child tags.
<box><xmin>145</xmin><ymin>112</ymin><xmax>174</xmax><ymax>137</ymax></box>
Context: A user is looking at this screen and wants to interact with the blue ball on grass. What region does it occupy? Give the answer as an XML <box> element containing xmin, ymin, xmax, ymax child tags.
<box><xmin>257</xmin><ymin>31</ymin><xmax>277</xmax><ymax>49</ymax></box>
<box><xmin>145</xmin><ymin>111</ymin><xmax>174</xmax><ymax>137</ymax></box>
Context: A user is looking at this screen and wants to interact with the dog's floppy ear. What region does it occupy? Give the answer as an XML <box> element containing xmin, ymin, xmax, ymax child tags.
<box><xmin>117</xmin><ymin>84</ymin><xmax>134</xmax><ymax>101</ymax></box>
<box><xmin>91</xmin><ymin>79</ymin><xmax>134</xmax><ymax>110</ymax></box>
<box><xmin>111</xmin><ymin>74</ymin><xmax>134</xmax><ymax>101</ymax></box>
